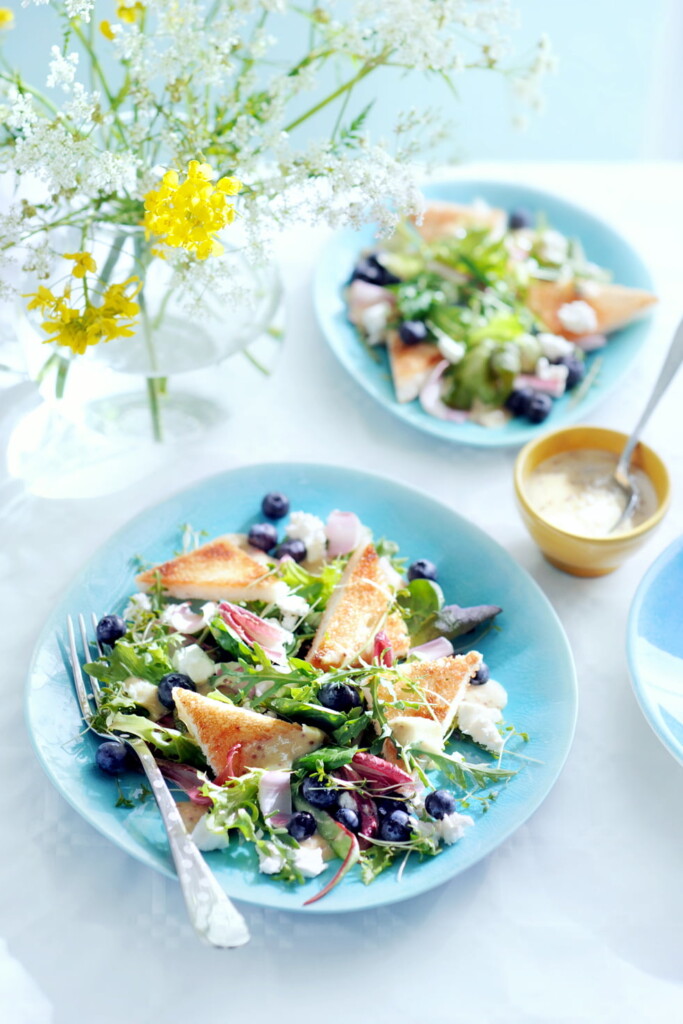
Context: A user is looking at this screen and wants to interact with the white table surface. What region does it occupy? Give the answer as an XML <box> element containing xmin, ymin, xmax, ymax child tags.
<box><xmin>2</xmin><ymin>161</ymin><xmax>683</xmax><ymax>1024</ymax></box>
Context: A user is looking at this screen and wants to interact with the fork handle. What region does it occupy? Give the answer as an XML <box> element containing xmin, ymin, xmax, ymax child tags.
<box><xmin>617</xmin><ymin>313</ymin><xmax>683</xmax><ymax>477</ymax></box>
<box><xmin>128</xmin><ymin>738</ymin><xmax>250</xmax><ymax>948</ymax></box>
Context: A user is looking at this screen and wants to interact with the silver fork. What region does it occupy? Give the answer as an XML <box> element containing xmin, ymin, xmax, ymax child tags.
<box><xmin>611</xmin><ymin>313</ymin><xmax>683</xmax><ymax>532</ymax></box>
<box><xmin>66</xmin><ymin>613</ymin><xmax>250</xmax><ymax>948</ymax></box>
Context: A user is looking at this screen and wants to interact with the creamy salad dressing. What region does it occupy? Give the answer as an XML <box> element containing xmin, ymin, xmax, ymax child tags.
<box><xmin>527</xmin><ymin>449</ymin><xmax>658</xmax><ymax>537</ymax></box>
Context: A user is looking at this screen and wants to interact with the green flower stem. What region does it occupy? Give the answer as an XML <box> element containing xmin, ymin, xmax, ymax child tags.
<box><xmin>134</xmin><ymin>236</ymin><xmax>163</xmax><ymax>443</ymax></box>
<box><xmin>55</xmin><ymin>356</ymin><xmax>69</xmax><ymax>399</ymax></box>
<box><xmin>283</xmin><ymin>56</ymin><xmax>387</xmax><ymax>133</ymax></box>
<box><xmin>71</xmin><ymin>24</ymin><xmax>129</xmax><ymax>145</ymax></box>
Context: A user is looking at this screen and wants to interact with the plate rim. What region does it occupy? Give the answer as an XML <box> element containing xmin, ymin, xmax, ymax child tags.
<box><xmin>626</xmin><ymin>534</ymin><xmax>683</xmax><ymax>767</ymax></box>
<box><xmin>313</xmin><ymin>176</ymin><xmax>655</xmax><ymax>450</ymax></box>
<box><xmin>25</xmin><ymin>460</ymin><xmax>579</xmax><ymax>913</ymax></box>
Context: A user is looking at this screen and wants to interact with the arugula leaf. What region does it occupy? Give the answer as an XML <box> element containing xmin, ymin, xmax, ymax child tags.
<box><xmin>423</xmin><ymin>749</ymin><xmax>516</xmax><ymax>789</ymax></box>
<box><xmin>268</xmin><ymin>697</ymin><xmax>345</xmax><ymax>730</ymax></box>
<box><xmin>108</xmin><ymin>712</ymin><xmax>207</xmax><ymax>768</ymax></box>
<box><xmin>293</xmin><ymin>746</ymin><xmax>358</xmax><ymax>773</ymax></box>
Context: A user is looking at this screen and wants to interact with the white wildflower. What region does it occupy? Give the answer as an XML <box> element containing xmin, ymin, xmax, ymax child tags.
<box><xmin>46</xmin><ymin>48</ymin><xmax>79</xmax><ymax>91</ymax></box>
<box><xmin>64</xmin><ymin>0</ymin><xmax>94</xmax><ymax>20</ymax></box>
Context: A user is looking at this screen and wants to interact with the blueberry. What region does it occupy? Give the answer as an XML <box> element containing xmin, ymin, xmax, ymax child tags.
<box><xmin>559</xmin><ymin>355</ymin><xmax>586</xmax><ymax>390</ymax></box>
<box><xmin>399</xmin><ymin>320</ymin><xmax>429</xmax><ymax>346</ymax></box>
<box><xmin>471</xmin><ymin>662</ymin><xmax>490</xmax><ymax>685</ymax></box>
<box><xmin>287</xmin><ymin>811</ymin><xmax>316</xmax><ymax>841</ymax></box>
<box><xmin>379</xmin><ymin>809</ymin><xmax>413</xmax><ymax>843</ymax></box>
<box><xmin>157</xmin><ymin>671</ymin><xmax>196</xmax><ymax>709</ymax></box>
<box><xmin>508</xmin><ymin>208</ymin><xmax>533</xmax><ymax>230</ymax></box>
<box><xmin>248</xmin><ymin>522</ymin><xmax>278</xmax><ymax>552</ymax></box>
<box><xmin>407</xmin><ymin>559</ymin><xmax>438</xmax><ymax>582</ymax></box>
<box><xmin>262</xmin><ymin>492</ymin><xmax>289</xmax><ymax>519</ymax></box>
<box><xmin>300</xmin><ymin>775</ymin><xmax>340</xmax><ymax>811</ymax></box>
<box><xmin>505</xmin><ymin>386</ymin><xmax>534</xmax><ymax>417</ymax></box>
<box><xmin>318</xmin><ymin>681</ymin><xmax>361</xmax><ymax>713</ymax></box>
<box><xmin>96</xmin><ymin>740</ymin><xmax>130</xmax><ymax>775</ymax></box>
<box><xmin>526</xmin><ymin>392</ymin><xmax>553</xmax><ymax>424</ymax></box>
<box><xmin>96</xmin><ymin>614</ymin><xmax>126</xmax><ymax>646</ymax></box>
<box><xmin>275</xmin><ymin>539</ymin><xmax>307</xmax><ymax>563</ymax></box>
<box><xmin>335</xmin><ymin>807</ymin><xmax>360</xmax><ymax>833</ymax></box>
<box><xmin>425</xmin><ymin>789</ymin><xmax>457</xmax><ymax>820</ymax></box>
<box><xmin>351</xmin><ymin>254</ymin><xmax>400</xmax><ymax>288</ymax></box>
<box><xmin>376</xmin><ymin>797</ymin><xmax>408</xmax><ymax>818</ymax></box>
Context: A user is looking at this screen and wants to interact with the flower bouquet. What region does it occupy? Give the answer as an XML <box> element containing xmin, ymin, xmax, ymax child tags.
<box><xmin>0</xmin><ymin>0</ymin><xmax>553</xmax><ymax>441</ymax></box>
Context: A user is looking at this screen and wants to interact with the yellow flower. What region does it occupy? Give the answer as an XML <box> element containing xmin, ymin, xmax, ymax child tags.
<box><xmin>29</xmin><ymin>276</ymin><xmax>140</xmax><ymax>355</ymax></box>
<box><xmin>24</xmin><ymin>285</ymin><xmax>59</xmax><ymax>313</ymax></box>
<box><xmin>0</xmin><ymin>8</ymin><xmax>14</xmax><ymax>30</ymax></box>
<box><xmin>99</xmin><ymin>20</ymin><xmax>116</xmax><ymax>40</ymax></box>
<box><xmin>116</xmin><ymin>2</ymin><xmax>144</xmax><ymax>24</ymax></box>
<box><xmin>142</xmin><ymin>160</ymin><xmax>242</xmax><ymax>261</ymax></box>
<box><xmin>64</xmin><ymin>250</ymin><xmax>97</xmax><ymax>279</ymax></box>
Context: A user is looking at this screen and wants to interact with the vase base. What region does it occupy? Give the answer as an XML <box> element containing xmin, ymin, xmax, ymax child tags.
<box><xmin>84</xmin><ymin>390</ymin><xmax>226</xmax><ymax>442</ymax></box>
<box><xmin>7</xmin><ymin>402</ymin><xmax>176</xmax><ymax>499</ymax></box>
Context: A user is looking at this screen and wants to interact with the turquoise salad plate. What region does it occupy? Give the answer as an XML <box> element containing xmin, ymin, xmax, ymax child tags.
<box><xmin>26</xmin><ymin>463</ymin><xmax>577</xmax><ymax>913</ymax></box>
<box><xmin>627</xmin><ymin>536</ymin><xmax>683</xmax><ymax>765</ymax></box>
<box><xmin>313</xmin><ymin>179</ymin><xmax>655</xmax><ymax>448</ymax></box>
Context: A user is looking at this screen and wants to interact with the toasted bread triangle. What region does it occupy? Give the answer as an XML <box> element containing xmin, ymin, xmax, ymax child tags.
<box><xmin>306</xmin><ymin>542</ymin><xmax>398</xmax><ymax>670</ymax></box>
<box><xmin>527</xmin><ymin>280</ymin><xmax>657</xmax><ymax>338</ymax></box>
<box><xmin>386</xmin><ymin>329</ymin><xmax>442</xmax><ymax>404</ymax></box>
<box><xmin>136</xmin><ymin>533</ymin><xmax>284</xmax><ymax>603</ymax></box>
<box><xmin>377</xmin><ymin>651</ymin><xmax>482</xmax><ymax>731</ymax></box>
<box><xmin>173</xmin><ymin>689</ymin><xmax>325</xmax><ymax>772</ymax></box>
<box><xmin>412</xmin><ymin>200</ymin><xmax>507</xmax><ymax>244</ymax></box>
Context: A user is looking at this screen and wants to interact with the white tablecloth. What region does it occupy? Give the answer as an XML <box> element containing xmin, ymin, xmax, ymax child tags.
<box><xmin>2</xmin><ymin>162</ymin><xmax>683</xmax><ymax>1024</ymax></box>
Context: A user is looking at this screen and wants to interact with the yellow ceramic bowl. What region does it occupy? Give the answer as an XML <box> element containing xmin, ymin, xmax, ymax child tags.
<box><xmin>514</xmin><ymin>426</ymin><xmax>670</xmax><ymax>577</ymax></box>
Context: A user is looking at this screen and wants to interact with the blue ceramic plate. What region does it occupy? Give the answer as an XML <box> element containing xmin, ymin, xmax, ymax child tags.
<box><xmin>627</xmin><ymin>536</ymin><xmax>683</xmax><ymax>765</ymax></box>
<box><xmin>314</xmin><ymin>179</ymin><xmax>655</xmax><ymax>448</ymax></box>
<box><xmin>26</xmin><ymin>463</ymin><xmax>577</xmax><ymax>913</ymax></box>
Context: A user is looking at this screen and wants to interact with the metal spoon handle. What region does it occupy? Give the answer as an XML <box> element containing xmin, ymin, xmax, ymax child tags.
<box><xmin>617</xmin><ymin>314</ymin><xmax>683</xmax><ymax>476</ymax></box>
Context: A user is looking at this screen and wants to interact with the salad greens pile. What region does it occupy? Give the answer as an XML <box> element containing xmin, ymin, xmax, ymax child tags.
<box><xmin>348</xmin><ymin>207</ymin><xmax>612</xmax><ymax>424</ymax></box>
<box><xmin>85</xmin><ymin>516</ymin><xmax>525</xmax><ymax>901</ymax></box>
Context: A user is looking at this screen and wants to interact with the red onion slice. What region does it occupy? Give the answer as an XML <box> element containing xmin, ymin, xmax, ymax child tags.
<box><xmin>409</xmin><ymin>636</ymin><xmax>453</xmax><ymax>660</ymax></box>
<box><xmin>326</xmin><ymin>510</ymin><xmax>363</xmax><ymax>557</ymax></box>
<box><xmin>419</xmin><ymin>360</ymin><xmax>470</xmax><ymax>422</ymax></box>
<box><xmin>514</xmin><ymin>373</ymin><xmax>566</xmax><ymax>398</ymax></box>
<box><xmin>258</xmin><ymin>770</ymin><xmax>292</xmax><ymax>819</ymax></box>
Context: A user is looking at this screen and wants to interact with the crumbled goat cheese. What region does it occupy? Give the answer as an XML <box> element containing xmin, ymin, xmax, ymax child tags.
<box><xmin>557</xmin><ymin>300</ymin><xmax>598</xmax><ymax>335</ymax></box>
<box><xmin>125</xmin><ymin>677</ymin><xmax>165</xmax><ymax>721</ymax></box>
<box><xmin>276</xmin><ymin>593</ymin><xmax>310</xmax><ymax>631</ymax></box>
<box><xmin>123</xmin><ymin>592</ymin><xmax>151</xmax><ymax>626</ymax></box>
<box><xmin>413</xmin><ymin>811</ymin><xmax>473</xmax><ymax>845</ymax></box>
<box><xmin>456</xmin><ymin>678</ymin><xmax>508</xmax><ymax>754</ymax></box>
<box><xmin>171</xmin><ymin>644</ymin><xmax>216</xmax><ymax>684</ymax></box>
<box><xmin>192</xmin><ymin>815</ymin><xmax>231</xmax><ymax>852</ymax></box>
<box><xmin>256</xmin><ymin>839</ymin><xmax>326</xmax><ymax>878</ymax></box>
<box><xmin>286</xmin><ymin>511</ymin><xmax>327</xmax><ymax>563</ymax></box>
<box><xmin>535</xmin><ymin>356</ymin><xmax>569</xmax><ymax>392</ymax></box>
<box><xmin>437</xmin><ymin>335</ymin><xmax>466</xmax><ymax>364</ymax></box>
<box><xmin>537</xmin><ymin>332</ymin><xmax>576</xmax><ymax>362</ymax></box>
<box><xmin>360</xmin><ymin>301</ymin><xmax>392</xmax><ymax>345</ymax></box>
<box><xmin>538</xmin><ymin>229</ymin><xmax>568</xmax><ymax>265</ymax></box>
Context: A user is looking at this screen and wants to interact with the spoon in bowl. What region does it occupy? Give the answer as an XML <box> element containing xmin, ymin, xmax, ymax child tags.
<box><xmin>611</xmin><ymin>313</ymin><xmax>683</xmax><ymax>532</ymax></box>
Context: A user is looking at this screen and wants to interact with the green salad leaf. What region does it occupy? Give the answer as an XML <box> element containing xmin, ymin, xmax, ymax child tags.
<box><xmin>397</xmin><ymin>578</ymin><xmax>444</xmax><ymax>644</ymax></box>
<box><xmin>293</xmin><ymin>746</ymin><xmax>358</xmax><ymax>773</ymax></box>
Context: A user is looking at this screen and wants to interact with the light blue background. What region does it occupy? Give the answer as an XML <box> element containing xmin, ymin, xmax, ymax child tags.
<box><xmin>4</xmin><ymin>0</ymin><xmax>678</xmax><ymax>159</ymax></box>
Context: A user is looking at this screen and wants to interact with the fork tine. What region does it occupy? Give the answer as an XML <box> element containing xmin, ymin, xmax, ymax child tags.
<box><xmin>90</xmin><ymin>611</ymin><xmax>104</xmax><ymax>658</ymax></box>
<box><xmin>66</xmin><ymin>615</ymin><xmax>93</xmax><ymax>725</ymax></box>
<box><xmin>78</xmin><ymin>614</ymin><xmax>102</xmax><ymax>708</ymax></box>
